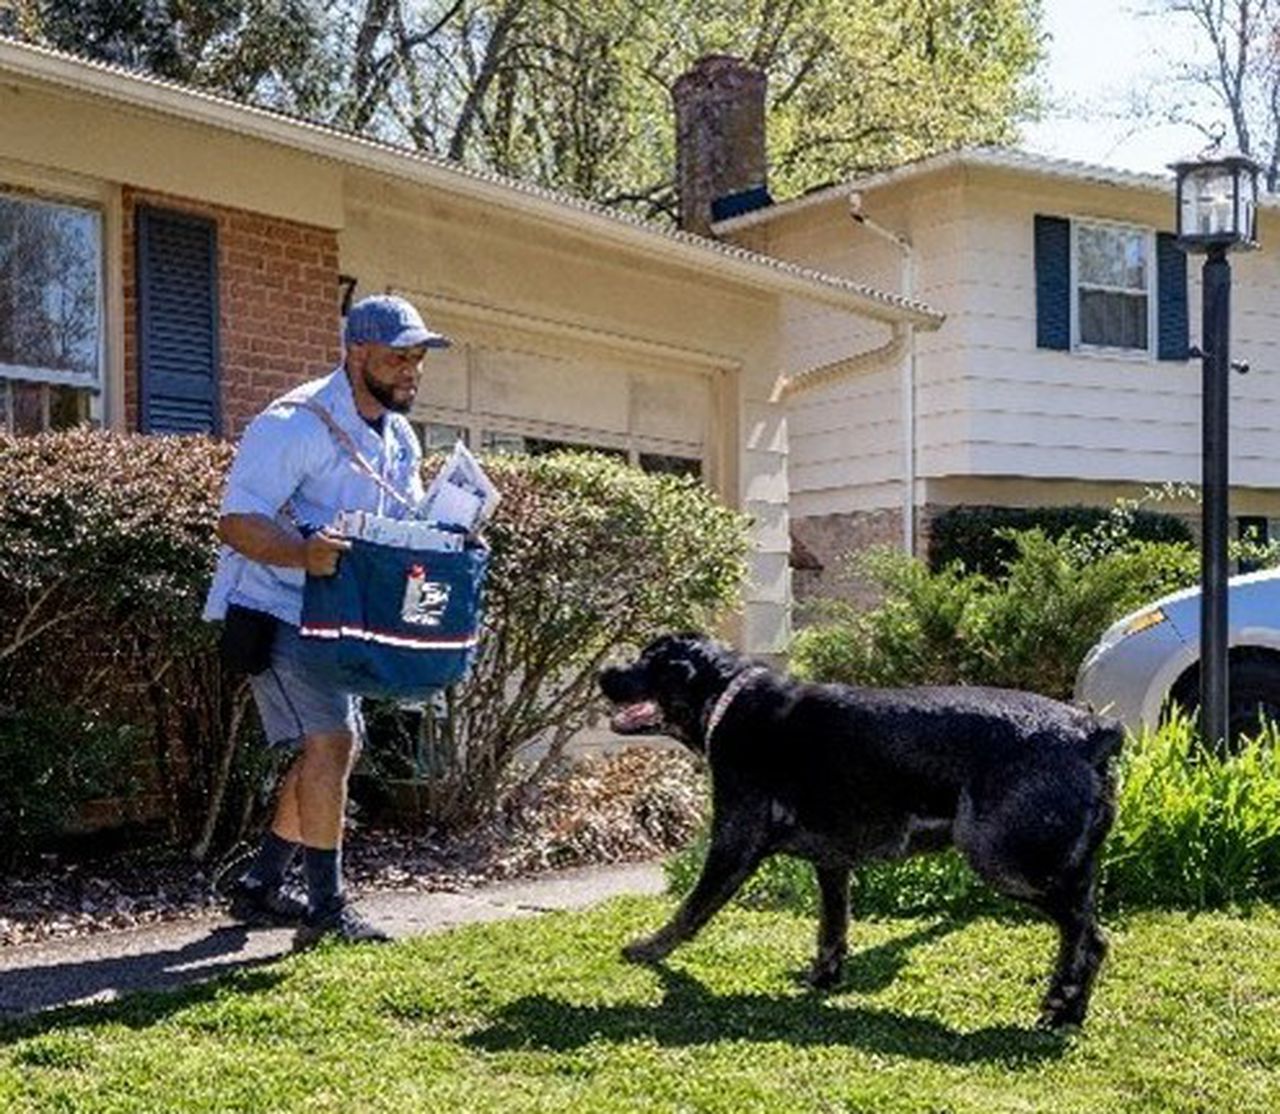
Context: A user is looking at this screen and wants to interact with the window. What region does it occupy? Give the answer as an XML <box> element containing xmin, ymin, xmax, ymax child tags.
<box><xmin>1074</xmin><ymin>221</ymin><xmax>1152</xmax><ymax>352</ymax></box>
<box><xmin>428</xmin><ymin>416</ymin><xmax>706</xmax><ymax>478</ymax></box>
<box><xmin>1035</xmin><ymin>214</ymin><xmax>1187</xmax><ymax>360</ymax></box>
<box><xmin>478</xmin><ymin>429</ymin><xmax>627</xmax><ymax>461</ymax></box>
<box><xmin>415</xmin><ymin>421</ymin><xmax>467</xmax><ymax>452</ymax></box>
<box><xmin>0</xmin><ymin>190</ymin><xmax>103</xmax><ymax>432</ymax></box>
<box><xmin>639</xmin><ymin>452</ymin><xmax>702</xmax><ymax>478</ymax></box>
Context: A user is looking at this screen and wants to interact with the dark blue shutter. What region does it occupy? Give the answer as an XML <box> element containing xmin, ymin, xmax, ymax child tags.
<box><xmin>1034</xmin><ymin>215</ymin><xmax>1071</xmax><ymax>350</ymax></box>
<box><xmin>1156</xmin><ymin>231</ymin><xmax>1189</xmax><ymax>360</ymax></box>
<box><xmin>137</xmin><ymin>206</ymin><xmax>220</xmax><ymax>434</ymax></box>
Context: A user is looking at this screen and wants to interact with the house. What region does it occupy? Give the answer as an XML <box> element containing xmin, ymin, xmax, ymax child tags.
<box><xmin>0</xmin><ymin>39</ymin><xmax>942</xmax><ymax>656</ymax></box>
<box><xmin>712</xmin><ymin>145</ymin><xmax>1280</xmax><ymax>601</ymax></box>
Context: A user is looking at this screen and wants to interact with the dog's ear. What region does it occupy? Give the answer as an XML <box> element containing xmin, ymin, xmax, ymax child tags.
<box><xmin>659</xmin><ymin>659</ymin><xmax>697</xmax><ymax>686</ymax></box>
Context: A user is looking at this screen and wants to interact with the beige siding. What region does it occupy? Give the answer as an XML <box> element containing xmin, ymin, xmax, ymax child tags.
<box><xmin>0</xmin><ymin>81</ymin><xmax>343</xmax><ymax>228</ymax></box>
<box><xmin>340</xmin><ymin>172</ymin><xmax>793</xmax><ymax>652</ymax></box>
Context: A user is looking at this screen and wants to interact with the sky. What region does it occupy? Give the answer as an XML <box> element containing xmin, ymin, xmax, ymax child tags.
<box><xmin>1020</xmin><ymin>0</ymin><xmax>1218</xmax><ymax>175</ymax></box>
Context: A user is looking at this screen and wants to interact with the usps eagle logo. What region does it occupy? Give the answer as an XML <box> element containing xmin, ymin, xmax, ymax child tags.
<box><xmin>401</xmin><ymin>564</ymin><xmax>451</xmax><ymax>627</ymax></box>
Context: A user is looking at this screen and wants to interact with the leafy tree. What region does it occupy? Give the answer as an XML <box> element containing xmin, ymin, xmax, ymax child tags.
<box><xmin>13</xmin><ymin>1</ymin><xmax>1044</xmax><ymax>216</ymax></box>
<box><xmin>327</xmin><ymin>0</ymin><xmax>1044</xmax><ymax>220</ymax></box>
<box><xmin>19</xmin><ymin>1</ymin><xmax>344</xmax><ymax>117</ymax></box>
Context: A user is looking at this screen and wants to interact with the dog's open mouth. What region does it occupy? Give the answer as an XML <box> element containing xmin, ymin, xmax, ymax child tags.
<box><xmin>608</xmin><ymin>700</ymin><xmax>664</xmax><ymax>735</ymax></box>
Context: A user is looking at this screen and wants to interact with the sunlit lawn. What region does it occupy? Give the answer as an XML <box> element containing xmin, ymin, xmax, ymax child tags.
<box><xmin>3</xmin><ymin>896</ymin><xmax>1280</xmax><ymax>1112</ymax></box>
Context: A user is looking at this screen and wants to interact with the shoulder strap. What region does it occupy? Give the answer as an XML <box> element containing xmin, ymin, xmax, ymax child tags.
<box><xmin>283</xmin><ymin>397</ymin><xmax>417</xmax><ymax>513</ymax></box>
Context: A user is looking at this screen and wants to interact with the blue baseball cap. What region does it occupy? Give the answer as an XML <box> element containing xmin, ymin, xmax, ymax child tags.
<box><xmin>344</xmin><ymin>294</ymin><xmax>451</xmax><ymax>350</ymax></box>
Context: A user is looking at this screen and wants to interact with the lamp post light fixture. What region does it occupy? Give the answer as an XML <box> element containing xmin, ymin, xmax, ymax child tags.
<box><xmin>1170</xmin><ymin>148</ymin><xmax>1262</xmax><ymax>748</ymax></box>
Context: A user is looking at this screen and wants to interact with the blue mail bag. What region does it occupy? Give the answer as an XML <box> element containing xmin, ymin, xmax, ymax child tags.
<box><xmin>298</xmin><ymin>537</ymin><xmax>489</xmax><ymax>700</ymax></box>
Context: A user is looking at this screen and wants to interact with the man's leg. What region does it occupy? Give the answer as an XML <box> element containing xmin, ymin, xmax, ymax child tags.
<box><xmin>227</xmin><ymin>760</ymin><xmax>307</xmax><ymax>925</ymax></box>
<box><xmin>295</xmin><ymin>728</ymin><xmax>358</xmax><ymax>914</ymax></box>
<box><xmin>292</xmin><ymin>728</ymin><xmax>389</xmax><ymax>947</ymax></box>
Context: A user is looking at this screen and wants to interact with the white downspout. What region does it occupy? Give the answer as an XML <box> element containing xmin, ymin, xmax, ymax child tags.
<box><xmin>848</xmin><ymin>194</ymin><xmax>916</xmax><ymax>556</ymax></box>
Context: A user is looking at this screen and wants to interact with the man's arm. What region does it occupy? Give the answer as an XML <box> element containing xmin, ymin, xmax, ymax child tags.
<box><xmin>218</xmin><ymin>514</ymin><xmax>350</xmax><ymax>577</ymax></box>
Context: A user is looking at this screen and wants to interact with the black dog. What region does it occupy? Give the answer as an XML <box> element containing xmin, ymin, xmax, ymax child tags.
<box><xmin>598</xmin><ymin>633</ymin><xmax>1120</xmax><ymax>1028</ymax></box>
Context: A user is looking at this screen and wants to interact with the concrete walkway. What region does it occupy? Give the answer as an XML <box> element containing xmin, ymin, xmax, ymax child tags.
<box><xmin>0</xmin><ymin>861</ymin><xmax>666</xmax><ymax>1020</ymax></box>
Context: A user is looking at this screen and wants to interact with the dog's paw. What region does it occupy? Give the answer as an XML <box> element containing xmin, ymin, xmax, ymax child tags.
<box><xmin>621</xmin><ymin>937</ymin><xmax>670</xmax><ymax>965</ymax></box>
<box><xmin>802</xmin><ymin>959</ymin><xmax>844</xmax><ymax>991</ymax></box>
<box><xmin>1036</xmin><ymin>992</ymin><xmax>1086</xmax><ymax>1031</ymax></box>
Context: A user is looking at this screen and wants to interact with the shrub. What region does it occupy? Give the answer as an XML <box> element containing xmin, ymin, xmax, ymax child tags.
<box><xmin>792</xmin><ymin>531</ymin><xmax>1198</xmax><ymax>699</ymax></box>
<box><xmin>377</xmin><ymin>451</ymin><xmax>749</xmax><ymax>826</ymax></box>
<box><xmin>928</xmin><ymin>502</ymin><xmax>1193</xmax><ymax>578</ymax></box>
<box><xmin>0</xmin><ymin>430</ymin><xmax>248</xmax><ymax>860</ymax></box>
<box><xmin>0</xmin><ymin>705</ymin><xmax>141</xmax><ymax>869</ymax></box>
<box><xmin>1104</xmin><ymin>711</ymin><xmax>1280</xmax><ymax>908</ymax></box>
<box><xmin>0</xmin><ymin>433</ymin><xmax>748</xmax><ymax>854</ymax></box>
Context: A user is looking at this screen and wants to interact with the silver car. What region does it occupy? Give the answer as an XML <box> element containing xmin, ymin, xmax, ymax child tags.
<box><xmin>1075</xmin><ymin>567</ymin><xmax>1280</xmax><ymax>742</ymax></box>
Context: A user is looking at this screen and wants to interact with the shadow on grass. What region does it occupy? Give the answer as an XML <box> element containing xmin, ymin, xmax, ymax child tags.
<box><xmin>0</xmin><ymin>928</ymin><xmax>287</xmax><ymax>1044</ymax></box>
<box><xmin>818</xmin><ymin>920</ymin><xmax>958</xmax><ymax>995</ymax></box>
<box><xmin>467</xmin><ymin>925</ymin><xmax>1065</xmax><ymax>1068</ymax></box>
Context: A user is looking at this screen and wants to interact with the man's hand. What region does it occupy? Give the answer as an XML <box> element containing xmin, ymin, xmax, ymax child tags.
<box><xmin>218</xmin><ymin>514</ymin><xmax>351</xmax><ymax>574</ymax></box>
<box><xmin>304</xmin><ymin>530</ymin><xmax>351</xmax><ymax>577</ymax></box>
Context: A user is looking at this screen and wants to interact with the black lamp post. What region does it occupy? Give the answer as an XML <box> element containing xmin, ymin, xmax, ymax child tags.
<box><xmin>1170</xmin><ymin>150</ymin><xmax>1261</xmax><ymax>747</ymax></box>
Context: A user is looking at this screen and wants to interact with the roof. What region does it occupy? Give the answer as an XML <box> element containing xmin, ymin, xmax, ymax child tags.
<box><xmin>712</xmin><ymin>146</ymin><xmax>1221</xmax><ymax>235</ymax></box>
<box><xmin>0</xmin><ymin>36</ymin><xmax>943</xmax><ymax>330</ymax></box>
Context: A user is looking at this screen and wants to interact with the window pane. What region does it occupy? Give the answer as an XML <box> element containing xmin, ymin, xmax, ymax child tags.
<box><xmin>525</xmin><ymin>436</ymin><xmax>626</xmax><ymax>461</ymax></box>
<box><xmin>639</xmin><ymin>452</ymin><xmax>702</xmax><ymax>478</ymax></box>
<box><xmin>0</xmin><ymin>193</ymin><xmax>101</xmax><ymax>379</ymax></box>
<box><xmin>1079</xmin><ymin>290</ymin><xmax>1148</xmax><ymax>349</ymax></box>
<box><xmin>480</xmin><ymin>430</ymin><xmax>528</xmax><ymax>455</ymax></box>
<box><xmin>479</xmin><ymin>429</ymin><xmax>630</xmax><ymax>461</ymax></box>
<box><xmin>48</xmin><ymin>385</ymin><xmax>93</xmax><ymax>430</ymax></box>
<box><xmin>11</xmin><ymin>381</ymin><xmax>46</xmax><ymax>434</ymax></box>
<box><xmin>1077</xmin><ymin>224</ymin><xmax>1147</xmax><ymax>290</ymax></box>
<box><xmin>416</xmin><ymin>421</ymin><xmax>466</xmax><ymax>452</ymax></box>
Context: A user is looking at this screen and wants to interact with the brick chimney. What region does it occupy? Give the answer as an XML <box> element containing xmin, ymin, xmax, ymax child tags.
<box><xmin>672</xmin><ymin>55</ymin><xmax>771</xmax><ymax>236</ymax></box>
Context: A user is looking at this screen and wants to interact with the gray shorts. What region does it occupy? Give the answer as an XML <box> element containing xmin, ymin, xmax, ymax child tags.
<box><xmin>249</xmin><ymin>619</ymin><xmax>364</xmax><ymax>749</ymax></box>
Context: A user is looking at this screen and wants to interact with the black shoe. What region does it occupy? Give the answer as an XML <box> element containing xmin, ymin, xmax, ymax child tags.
<box><xmin>292</xmin><ymin>901</ymin><xmax>391</xmax><ymax>950</ymax></box>
<box><xmin>226</xmin><ymin>878</ymin><xmax>308</xmax><ymax>927</ymax></box>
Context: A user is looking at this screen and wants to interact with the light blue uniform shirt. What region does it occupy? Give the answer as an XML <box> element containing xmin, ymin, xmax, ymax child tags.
<box><xmin>203</xmin><ymin>366</ymin><xmax>424</xmax><ymax>626</ymax></box>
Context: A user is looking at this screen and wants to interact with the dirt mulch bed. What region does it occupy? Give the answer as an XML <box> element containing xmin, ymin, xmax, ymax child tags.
<box><xmin>0</xmin><ymin>748</ymin><xmax>706</xmax><ymax>948</ymax></box>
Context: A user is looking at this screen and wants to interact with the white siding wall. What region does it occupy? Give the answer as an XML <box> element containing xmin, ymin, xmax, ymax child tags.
<box><xmin>891</xmin><ymin>168</ymin><xmax>1280</xmax><ymax>492</ymax></box>
<box><xmin>739</xmin><ymin>175</ymin><xmax>970</xmax><ymax>518</ymax></box>
<box><xmin>745</xmin><ymin>163</ymin><xmax>1280</xmax><ymax>519</ymax></box>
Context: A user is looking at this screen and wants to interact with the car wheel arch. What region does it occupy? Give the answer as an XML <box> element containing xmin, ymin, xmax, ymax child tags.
<box><xmin>1166</xmin><ymin>646</ymin><xmax>1280</xmax><ymax>739</ymax></box>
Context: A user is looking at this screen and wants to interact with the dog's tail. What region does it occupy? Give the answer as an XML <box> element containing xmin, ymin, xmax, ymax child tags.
<box><xmin>1084</xmin><ymin>718</ymin><xmax>1125</xmax><ymax>769</ymax></box>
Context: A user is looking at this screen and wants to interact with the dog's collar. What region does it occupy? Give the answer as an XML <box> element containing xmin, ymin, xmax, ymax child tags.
<box><xmin>704</xmin><ymin>666</ymin><xmax>768</xmax><ymax>745</ymax></box>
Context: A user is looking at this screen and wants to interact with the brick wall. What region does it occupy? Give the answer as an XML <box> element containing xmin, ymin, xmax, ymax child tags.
<box><xmin>122</xmin><ymin>188</ymin><xmax>341</xmax><ymax>438</ymax></box>
<box><xmin>791</xmin><ymin>509</ymin><xmax>906</xmax><ymax>613</ymax></box>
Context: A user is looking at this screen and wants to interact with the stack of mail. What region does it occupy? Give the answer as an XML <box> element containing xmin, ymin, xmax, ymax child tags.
<box><xmin>331</xmin><ymin>510</ymin><xmax>464</xmax><ymax>552</ymax></box>
<box><xmin>416</xmin><ymin>440</ymin><xmax>500</xmax><ymax>531</ymax></box>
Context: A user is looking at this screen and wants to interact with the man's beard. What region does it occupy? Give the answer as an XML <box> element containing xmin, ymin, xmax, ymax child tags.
<box><xmin>362</xmin><ymin>367</ymin><xmax>414</xmax><ymax>413</ymax></box>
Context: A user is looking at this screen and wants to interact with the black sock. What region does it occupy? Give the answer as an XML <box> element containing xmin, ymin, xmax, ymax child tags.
<box><xmin>244</xmin><ymin>831</ymin><xmax>299</xmax><ymax>891</ymax></box>
<box><xmin>303</xmin><ymin>846</ymin><xmax>343</xmax><ymax>913</ymax></box>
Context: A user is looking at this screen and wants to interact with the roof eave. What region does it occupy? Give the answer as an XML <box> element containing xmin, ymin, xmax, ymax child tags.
<box><xmin>710</xmin><ymin>146</ymin><xmax>1239</xmax><ymax>236</ymax></box>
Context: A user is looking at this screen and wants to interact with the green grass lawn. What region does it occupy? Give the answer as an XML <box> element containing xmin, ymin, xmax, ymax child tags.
<box><xmin>3</xmin><ymin>897</ymin><xmax>1280</xmax><ymax>1112</ymax></box>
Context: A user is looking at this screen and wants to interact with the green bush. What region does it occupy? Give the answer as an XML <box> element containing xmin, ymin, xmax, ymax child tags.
<box><xmin>0</xmin><ymin>432</ymin><xmax>749</xmax><ymax>854</ymax></box>
<box><xmin>0</xmin><ymin>706</ymin><xmax>141</xmax><ymax>868</ymax></box>
<box><xmin>1104</xmin><ymin>711</ymin><xmax>1280</xmax><ymax>908</ymax></box>
<box><xmin>667</xmin><ymin>712</ymin><xmax>1280</xmax><ymax>916</ymax></box>
<box><xmin>0</xmin><ymin>430</ymin><xmax>245</xmax><ymax>859</ymax></box>
<box><xmin>928</xmin><ymin>502</ymin><xmax>1193</xmax><ymax>578</ymax></box>
<box><xmin>792</xmin><ymin>530</ymin><xmax>1198</xmax><ymax>700</ymax></box>
<box><xmin>381</xmin><ymin>451</ymin><xmax>749</xmax><ymax>826</ymax></box>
